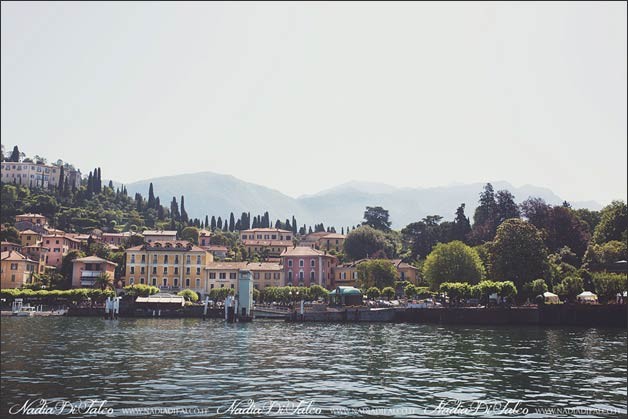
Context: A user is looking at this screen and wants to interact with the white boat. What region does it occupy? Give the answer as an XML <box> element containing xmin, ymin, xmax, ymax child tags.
<box><xmin>13</xmin><ymin>306</ymin><xmax>36</xmax><ymax>316</ymax></box>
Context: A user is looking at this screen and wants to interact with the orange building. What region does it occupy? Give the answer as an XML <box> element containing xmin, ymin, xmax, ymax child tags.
<box><xmin>1</xmin><ymin>251</ymin><xmax>38</xmax><ymax>289</ymax></box>
<box><xmin>72</xmin><ymin>256</ymin><xmax>118</xmax><ymax>288</ymax></box>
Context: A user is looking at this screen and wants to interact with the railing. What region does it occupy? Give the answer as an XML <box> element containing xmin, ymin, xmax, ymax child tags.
<box><xmin>80</xmin><ymin>270</ymin><xmax>104</xmax><ymax>278</ymax></box>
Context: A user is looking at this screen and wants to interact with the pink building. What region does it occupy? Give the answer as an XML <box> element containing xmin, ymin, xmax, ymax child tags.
<box><xmin>71</xmin><ymin>255</ymin><xmax>117</xmax><ymax>288</ymax></box>
<box><xmin>280</xmin><ymin>246</ymin><xmax>337</xmax><ymax>289</ymax></box>
<box><xmin>41</xmin><ymin>234</ymin><xmax>82</xmax><ymax>269</ymax></box>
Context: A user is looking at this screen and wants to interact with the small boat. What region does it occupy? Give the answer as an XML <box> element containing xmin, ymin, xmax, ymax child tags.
<box><xmin>13</xmin><ymin>306</ymin><xmax>36</xmax><ymax>317</ymax></box>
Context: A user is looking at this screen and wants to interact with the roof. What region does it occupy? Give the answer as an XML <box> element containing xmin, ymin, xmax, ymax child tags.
<box><xmin>142</xmin><ymin>230</ymin><xmax>177</xmax><ymax>236</ymax></box>
<box><xmin>126</xmin><ymin>240</ymin><xmax>206</xmax><ymax>252</ymax></box>
<box><xmin>198</xmin><ymin>229</ymin><xmax>212</xmax><ymax>237</ymax></box>
<box><xmin>102</xmin><ymin>232</ymin><xmax>133</xmax><ymax>237</ymax></box>
<box><xmin>206</xmin><ymin>245</ymin><xmax>228</xmax><ymax>251</ymax></box>
<box><xmin>73</xmin><ymin>255</ymin><xmax>118</xmax><ymax>266</ymax></box>
<box><xmin>241</xmin><ymin>228</ymin><xmax>292</xmax><ymax>234</ymax></box>
<box><xmin>135</xmin><ymin>293</ymin><xmax>185</xmax><ymax>305</ymax></box>
<box><xmin>243</xmin><ymin>240</ymin><xmax>292</xmax><ymax>247</ymax></box>
<box><xmin>280</xmin><ymin>246</ymin><xmax>334</xmax><ymax>257</ymax></box>
<box><xmin>329</xmin><ymin>286</ymin><xmax>362</xmax><ymax>296</ymax></box>
<box><xmin>246</xmin><ymin>262</ymin><xmax>282</xmax><ymax>271</ymax></box>
<box><xmin>1</xmin><ymin>241</ymin><xmax>22</xmax><ymax>247</ymax></box>
<box><xmin>321</xmin><ymin>233</ymin><xmax>345</xmax><ymax>240</ymax></box>
<box><xmin>206</xmin><ymin>262</ymin><xmax>248</xmax><ymax>270</ymax></box>
<box><xmin>16</xmin><ymin>213</ymin><xmax>47</xmax><ymax>218</ymax></box>
<box><xmin>1</xmin><ymin>250</ymin><xmax>38</xmax><ymax>264</ymax></box>
<box><xmin>19</xmin><ymin>229</ymin><xmax>42</xmax><ymax>236</ymax></box>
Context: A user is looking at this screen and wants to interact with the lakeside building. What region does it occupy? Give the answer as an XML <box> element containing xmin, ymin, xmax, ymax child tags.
<box><xmin>1</xmin><ymin>241</ymin><xmax>22</xmax><ymax>253</ymax></box>
<box><xmin>198</xmin><ymin>229</ymin><xmax>212</xmax><ymax>246</ymax></box>
<box><xmin>334</xmin><ymin>258</ymin><xmax>421</xmax><ymax>287</ymax></box>
<box><xmin>0</xmin><ymin>250</ymin><xmax>38</xmax><ymax>289</ymax></box>
<box><xmin>21</xmin><ymin>244</ymin><xmax>49</xmax><ymax>274</ymax></box>
<box><xmin>206</xmin><ymin>261</ymin><xmax>248</xmax><ymax>293</ymax></box>
<box><xmin>248</xmin><ymin>262</ymin><xmax>283</xmax><ymax>290</ymax></box>
<box><xmin>15</xmin><ymin>213</ymin><xmax>49</xmax><ymax>226</ymax></box>
<box><xmin>300</xmin><ymin>232</ymin><xmax>346</xmax><ymax>252</ymax></box>
<box><xmin>71</xmin><ymin>255</ymin><xmax>117</xmax><ymax>288</ymax></box>
<box><xmin>142</xmin><ymin>230</ymin><xmax>177</xmax><ymax>243</ymax></box>
<box><xmin>204</xmin><ymin>245</ymin><xmax>228</xmax><ymax>260</ymax></box>
<box><xmin>124</xmin><ymin>240</ymin><xmax>213</xmax><ymax>294</ymax></box>
<box><xmin>240</xmin><ymin>228</ymin><xmax>293</xmax><ymax>258</ymax></box>
<box><xmin>1</xmin><ymin>161</ymin><xmax>81</xmax><ymax>190</ymax></box>
<box><xmin>280</xmin><ymin>246</ymin><xmax>337</xmax><ymax>288</ymax></box>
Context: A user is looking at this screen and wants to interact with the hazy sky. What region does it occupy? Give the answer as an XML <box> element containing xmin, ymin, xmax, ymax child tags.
<box><xmin>2</xmin><ymin>2</ymin><xmax>626</xmax><ymax>203</ymax></box>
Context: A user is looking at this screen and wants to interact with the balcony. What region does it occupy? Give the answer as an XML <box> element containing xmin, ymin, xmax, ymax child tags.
<box><xmin>80</xmin><ymin>270</ymin><xmax>106</xmax><ymax>278</ymax></box>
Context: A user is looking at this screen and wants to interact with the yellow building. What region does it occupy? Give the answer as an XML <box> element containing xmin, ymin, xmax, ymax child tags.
<box><xmin>1</xmin><ymin>251</ymin><xmax>38</xmax><ymax>289</ymax></box>
<box><xmin>19</xmin><ymin>229</ymin><xmax>42</xmax><ymax>247</ymax></box>
<box><xmin>206</xmin><ymin>262</ymin><xmax>248</xmax><ymax>293</ymax></box>
<box><xmin>301</xmin><ymin>232</ymin><xmax>346</xmax><ymax>252</ymax></box>
<box><xmin>15</xmin><ymin>213</ymin><xmax>48</xmax><ymax>226</ymax></box>
<box><xmin>334</xmin><ymin>259</ymin><xmax>421</xmax><ymax>287</ymax></box>
<box><xmin>247</xmin><ymin>262</ymin><xmax>283</xmax><ymax>290</ymax></box>
<box><xmin>125</xmin><ymin>241</ymin><xmax>213</xmax><ymax>296</ymax></box>
<box><xmin>1</xmin><ymin>241</ymin><xmax>22</xmax><ymax>253</ymax></box>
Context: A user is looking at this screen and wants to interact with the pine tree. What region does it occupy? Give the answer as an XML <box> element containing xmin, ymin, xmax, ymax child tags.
<box><xmin>308</xmin><ymin>226</ymin><xmax>313</xmax><ymax>234</ymax></box>
<box><xmin>341</xmin><ymin>227</ymin><xmax>344</xmax><ymax>234</ymax></box>
<box><xmin>180</xmin><ymin>195</ymin><xmax>188</xmax><ymax>223</ymax></box>
<box><xmin>148</xmin><ymin>183</ymin><xmax>156</xmax><ymax>208</ymax></box>
<box><xmin>9</xmin><ymin>145</ymin><xmax>20</xmax><ymax>162</ymax></box>
<box><xmin>108</xmin><ymin>180</ymin><xmax>113</xmax><ymax>189</ymax></box>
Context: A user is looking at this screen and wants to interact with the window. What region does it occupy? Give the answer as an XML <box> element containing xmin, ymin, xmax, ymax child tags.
<box><xmin>288</xmin><ymin>260</ymin><xmax>293</xmax><ymax>267</ymax></box>
<box><xmin>196</xmin><ymin>267</ymin><xmax>201</xmax><ymax>275</ymax></box>
<box><xmin>196</xmin><ymin>255</ymin><xmax>201</xmax><ymax>265</ymax></box>
<box><xmin>152</xmin><ymin>255</ymin><xmax>157</xmax><ymax>264</ymax></box>
<box><xmin>152</xmin><ymin>267</ymin><xmax>157</xmax><ymax>274</ymax></box>
<box><xmin>186</xmin><ymin>278</ymin><xmax>190</xmax><ymax>287</ymax></box>
<box><xmin>186</xmin><ymin>267</ymin><xmax>190</xmax><ymax>274</ymax></box>
<box><xmin>353</xmin><ymin>272</ymin><xmax>358</xmax><ymax>279</ymax></box>
<box><xmin>230</xmin><ymin>284</ymin><xmax>234</xmax><ymax>289</ymax></box>
<box><xmin>210</xmin><ymin>284</ymin><xmax>215</xmax><ymax>289</ymax></box>
<box><xmin>152</xmin><ymin>278</ymin><xmax>157</xmax><ymax>286</ymax></box>
<box><xmin>310</xmin><ymin>259</ymin><xmax>315</xmax><ymax>267</ymax></box>
<box><xmin>140</xmin><ymin>267</ymin><xmax>145</xmax><ymax>274</ymax></box>
<box><xmin>229</xmin><ymin>273</ymin><xmax>237</xmax><ymax>279</ymax></box>
<box><xmin>130</xmin><ymin>255</ymin><xmax>136</xmax><ymax>263</ymax></box>
<box><xmin>220</xmin><ymin>284</ymin><xmax>225</xmax><ymax>288</ymax></box>
<box><xmin>141</xmin><ymin>255</ymin><xmax>145</xmax><ymax>263</ymax></box>
<box><xmin>288</xmin><ymin>271</ymin><xmax>293</xmax><ymax>281</ymax></box>
<box><xmin>196</xmin><ymin>278</ymin><xmax>200</xmax><ymax>288</ymax></box>
<box><xmin>299</xmin><ymin>271</ymin><xmax>304</xmax><ymax>280</ymax></box>
<box><xmin>265</xmin><ymin>273</ymin><xmax>271</xmax><ymax>280</ymax></box>
<box><xmin>174</xmin><ymin>267</ymin><xmax>179</xmax><ymax>275</ymax></box>
<box><xmin>186</xmin><ymin>255</ymin><xmax>191</xmax><ymax>264</ymax></box>
<box><xmin>253</xmin><ymin>273</ymin><xmax>260</xmax><ymax>279</ymax></box>
<box><xmin>174</xmin><ymin>256</ymin><xmax>179</xmax><ymax>264</ymax></box>
<box><xmin>130</xmin><ymin>278</ymin><xmax>135</xmax><ymax>285</ymax></box>
<box><xmin>10</xmin><ymin>263</ymin><xmax>18</xmax><ymax>270</ymax></box>
<box><xmin>130</xmin><ymin>267</ymin><xmax>135</xmax><ymax>274</ymax></box>
<box><xmin>273</xmin><ymin>273</ymin><xmax>280</xmax><ymax>279</ymax></box>
<box><xmin>209</xmin><ymin>273</ymin><xmax>216</xmax><ymax>279</ymax></box>
<box><xmin>164</xmin><ymin>255</ymin><xmax>169</xmax><ymax>264</ymax></box>
<box><xmin>11</xmin><ymin>274</ymin><xmax>16</xmax><ymax>282</ymax></box>
<box><xmin>310</xmin><ymin>271</ymin><xmax>315</xmax><ymax>280</ymax></box>
<box><xmin>271</xmin><ymin>235</ymin><xmax>277</xmax><ymax>239</ymax></box>
<box><xmin>163</xmin><ymin>267</ymin><xmax>168</xmax><ymax>274</ymax></box>
<box><xmin>286</xmin><ymin>235</ymin><xmax>291</xmax><ymax>241</ymax></box>
<box><xmin>140</xmin><ymin>278</ymin><xmax>145</xmax><ymax>284</ymax></box>
<box><xmin>174</xmin><ymin>278</ymin><xmax>178</xmax><ymax>287</ymax></box>
<box><xmin>299</xmin><ymin>259</ymin><xmax>304</xmax><ymax>267</ymax></box>
<box><xmin>219</xmin><ymin>273</ymin><xmax>226</xmax><ymax>279</ymax></box>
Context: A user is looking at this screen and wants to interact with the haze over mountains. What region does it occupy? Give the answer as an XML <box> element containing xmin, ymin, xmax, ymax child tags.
<box><xmin>124</xmin><ymin>172</ymin><xmax>603</xmax><ymax>229</ymax></box>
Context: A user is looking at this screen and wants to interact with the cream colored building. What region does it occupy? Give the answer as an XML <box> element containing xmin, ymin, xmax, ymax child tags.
<box><xmin>1</xmin><ymin>162</ymin><xmax>81</xmax><ymax>190</ymax></box>
<box><xmin>206</xmin><ymin>262</ymin><xmax>248</xmax><ymax>293</ymax></box>
<box><xmin>240</xmin><ymin>228</ymin><xmax>293</xmax><ymax>258</ymax></box>
<box><xmin>124</xmin><ymin>241</ymin><xmax>213</xmax><ymax>295</ymax></box>
<box><xmin>142</xmin><ymin>230</ymin><xmax>177</xmax><ymax>243</ymax></box>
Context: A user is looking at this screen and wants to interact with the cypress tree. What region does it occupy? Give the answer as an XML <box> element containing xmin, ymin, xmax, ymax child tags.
<box><xmin>275</xmin><ymin>219</ymin><xmax>281</xmax><ymax>229</ymax></box>
<box><xmin>211</xmin><ymin>216</ymin><xmax>216</xmax><ymax>230</ymax></box>
<box><xmin>235</xmin><ymin>220</ymin><xmax>241</xmax><ymax>231</ymax></box>
<box><xmin>87</xmin><ymin>171</ymin><xmax>93</xmax><ymax>195</ymax></box>
<box><xmin>217</xmin><ymin>216</ymin><xmax>223</xmax><ymax>230</ymax></box>
<box><xmin>180</xmin><ymin>195</ymin><xmax>188</xmax><ymax>223</ymax></box>
<box><xmin>170</xmin><ymin>197</ymin><xmax>180</xmax><ymax>221</ymax></box>
<box><xmin>308</xmin><ymin>226</ymin><xmax>313</xmax><ymax>234</ymax></box>
<box><xmin>108</xmin><ymin>180</ymin><xmax>113</xmax><ymax>189</ymax></box>
<box><xmin>205</xmin><ymin>215</ymin><xmax>209</xmax><ymax>228</ymax></box>
<box><xmin>148</xmin><ymin>183</ymin><xmax>155</xmax><ymax>208</ymax></box>
<box><xmin>292</xmin><ymin>216</ymin><xmax>297</xmax><ymax>234</ymax></box>
<box><xmin>9</xmin><ymin>145</ymin><xmax>20</xmax><ymax>162</ymax></box>
<box><xmin>58</xmin><ymin>165</ymin><xmax>65</xmax><ymax>192</ymax></box>
<box><xmin>229</xmin><ymin>212</ymin><xmax>235</xmax><ymax>232</ymax></box>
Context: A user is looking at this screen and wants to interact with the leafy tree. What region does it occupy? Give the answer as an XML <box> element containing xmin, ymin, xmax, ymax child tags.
<box><xmin>356</xmin><ymin>259</ymin><xmax>399</xmax><ymax>289</ymax></box>
<box><xmin>309</xmin><ymin>284</ymin><xmax>329</xmax><ymax>300</ymax></box>
<box><xmin>0</xmin><ymin>225</ymin><xmax>19</xmax><ymax>243</ymax></box>
<box><xmin>9</xmin><ymin>145</ymin><xmax>20</xmax><ymax>162</ymax></box>
<box><xmin>93</xmin><ymin>272</ymin><xmax>114</xmax><ymax>292</ymax></box>
<box><xmin>495</xmin><ymin>190</ymin><xmax>520</xmax><ymax>224</ymax></box>
<box><xmin>366</xmin><ymin>287</ymin><xmax>381</xmax><ymax>300</ymax></box>
<box><xmin>554</xmin><ymin>276</ymin><xmax>584</xmax><ymax>302</ymax></box>
<box><xmin>582</xmin><ymin>240</ymin><xmax>628</xmax><ymax>269</ymax></box>
<box><xmin>530</xmin><ymin>278</ymin><xmax>549</xmax><ymax>296</ymax></box>
<box><xmin>180</xmin><ymin>227</ymin><xmax>199</xmax><ymax>244</ymax></box>
<box><xmin>343</xmin><ymin>225</ymin><xmax>391</xmax><ymax>260</ymax></box>
<box><xmin>423</xmin><ymin>241</ymin><xmax>485</xmax><ymax>291</ymax></box>
<box><xmin>401</xmin><ymin>215</ymin><xmax>445</xmax><ymax>260</ymax></box>
<box><xmin>404</xmin><ymin>283</ymin><xmax>417</xmax><ymax>298</ymax></box>
<box><xmin>178</xmin><ymin>288</ymin><xmax>199</xmax><ymax>302</ymax></box>
<box><xmin>362</xmin><ymin>206</ymin><xmax>392</xmax><ymax>231</ymax></box>
<box><xmin>489</xmin><ymin>219</ymin><xmax>548</xmax><ymax>291</ymax></box>
<box><xmin>381</xmin><ymin>286</ymin><xmax>396</xmax><ymax>300</ymax></box>
<box><xmin>574</xmin><ymin>208</ymin><xmax>602</xmax><ymax>233</ymax></box>
<box><xmin>592</xmin><ymin>201</ymin><xmax>627</xmax><ymax>244</ymax></box>
<box><xmin>592</xmin><ymin>272</ymin><xmax>627</xmax><ymax>303</ymax></box>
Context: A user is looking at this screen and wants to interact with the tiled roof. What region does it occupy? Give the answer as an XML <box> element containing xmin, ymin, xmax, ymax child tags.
<box><xmin>280</xmin><ymin>246</ymin><xmax>333</xmax><ymax>257</ymax></box>
<box><xmin>321</xmin><ymin>233</ymin><xmax>346</xmax><ymax>239</ymax></box>
<box><xmin>1</xmin><ymin>241</ymin><xmax>22</xmax><ymax>247</ymax></box>
<box><xmin>142</xmin><ymin>230</ymin><xmax>177</xmax><ymax>236</ymax></box>
<box><xmin>246</xmin><ymin>262</ymin><xmax>282</xmax><ymax>271</ymax></box>
<box><xmin>241</xmin><ymin>228</ymin><xmax>292</xmax><ymax>233</ymax></box>
<box><xmin>206</xmin><ymin>245</ymin><xmax>228</xmax><ymax>251</ymax></box>
<box><xmin>16</xmin><ymin>213</ymin><xmax>47</xmax><ymax>218</ymax></box>
<box><xmin>206</xmin><ymin>262</ymin><xmax>248</xmax><ymax>270</ymax></box>
<box><xmin>243</xmin><ymin>240</ymin><xmax>292</xmax><ymax>247</ymax></box>
<box><xmin>19</xmin><ymin>229</ymin><xmax>41</xmax><ymax>235</ymax></box>
<box><xmin>1</xmin><ymin>250</ymin><xmax>38</xmax><ymax>263</ymax></box>
<box><xmin>73</xmin><ymin>255</ymin><xmax>118</xmax><ymax>266</ymax></box>
<box><xmin>127</xmin><ymin>240</ymin><xmax>206</xmax><ymax>252</ymax></box>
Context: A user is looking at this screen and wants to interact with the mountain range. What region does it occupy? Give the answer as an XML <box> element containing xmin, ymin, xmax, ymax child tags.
<box><xmin>123</xmin><ymin>172</ymin><xmax>603</xmax><ymax>229</ymax></box>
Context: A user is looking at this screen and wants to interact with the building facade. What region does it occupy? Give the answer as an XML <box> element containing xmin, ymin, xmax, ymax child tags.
<box><xmin>72</xmin><ymin>256</ymin><xmax>117</xmax><ymax>288</ymax></box>
<box><xmin>1</xmin><ymin>162</ymin><xmax>81</xmax><ymax>190</ymax></box>
<box><xmin>240</xmin><ymin>228</ymin><xmax>293</xmax><ymax>258</ymax></box>
<box><xmin>124</xmin><ymin>241</ymin><xmax>213</xmax><ymax>295</ymax></box>
<box><xmin>1</xmin><ymin>241</ymin><xmax>22</xmax><ymax>253</ymax></box>
<box><xmin>142</xmin><ymin>230</ymin><xmax>177</xmax><ymax>243</ymax></box>
<box><xmin>280</xmin><ymin>246</ymin><xmax>337</xmax><ymax>288</ymax></box>
<box><xmin>248</xmin><ymin>262</ymin><xmax>283</xmax><ymax>290</ymax></box>
<box><xmin>1</xmin><ymin>251</ymin><xmax>38</xmax><ymax>289</ymax></box>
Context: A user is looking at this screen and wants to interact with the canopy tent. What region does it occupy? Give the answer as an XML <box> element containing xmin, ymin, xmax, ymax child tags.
<box><xmin>543</xmin><ymin>291</ymin><xmax>560</xmax><ymax>304</ymax></box>
<box><xmin>329</xmin><ymin>286</ymin><xmax>363</xmax><ymax>306</ymax></box>
<box><xmin>577</xmin><ymin>291</ymin><xmax>598</xmax><ymax>303</ymax></box>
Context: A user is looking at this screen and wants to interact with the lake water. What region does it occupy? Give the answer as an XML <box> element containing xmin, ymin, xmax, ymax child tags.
<box><xmin>1</xmin><ymin>317</ymin><xmax>626</xmax><ymax>417</ymax></box>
